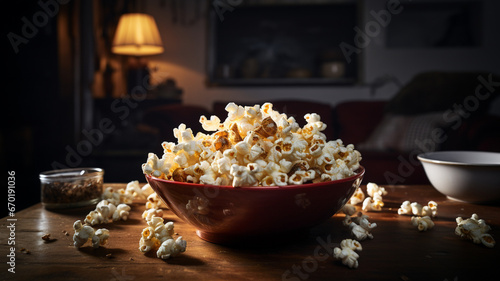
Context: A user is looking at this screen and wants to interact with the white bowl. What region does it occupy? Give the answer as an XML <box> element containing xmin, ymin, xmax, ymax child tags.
<box><xmin>418</xmin><ymin>151</ymin><xmax>500</xmax><ymax>203</ymax></box>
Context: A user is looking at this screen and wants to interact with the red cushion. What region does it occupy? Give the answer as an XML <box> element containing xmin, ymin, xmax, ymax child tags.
<box><xmin>335</xmin><ymin>101</ymin><xmax>387</xmax><ymax>145</ymax></box>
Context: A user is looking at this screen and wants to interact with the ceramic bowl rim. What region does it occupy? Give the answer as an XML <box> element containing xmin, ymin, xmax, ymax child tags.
<box><xmin>417</xmin><ymin>151</ymin><xmax>500</xmax><ymax>167</ymax></box>
<box><xmin>145</xmin><ymin>166</ymin><xmax>364</xmax><ymax>190</ymax></box>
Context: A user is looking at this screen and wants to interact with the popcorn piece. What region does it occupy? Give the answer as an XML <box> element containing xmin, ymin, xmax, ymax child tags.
<box><xmin>125</xmin><ymin>180</ymin><xmax>152</xmax><ymax>200</ymax></box>
<box><xmin>139</xmin><ymin>227</ymin><xmax>160</xmax><ymax>253</ymax></box>
<box><xmin>423</xmin><ymin>201</ymin><xmax>438</xmax><ymax>217</ymax></box>
<box><xmin>288</xmin><ymin>170</ymin><xmax>316</xmax><ymax>185</ymax></box>
<box><xmin>142</xmin><ymin>208</ymin><xmax>164</xmax><ymax>221</ymax></box>
<box><xmin>113</xmin><ymin>204</ymin><xmax>131</xmax><ymax>222</ymax></box>
<box><xmin>92</xmin><ymin>228</ymin><xmax>110</xmax><ymax>248</ymax></box>
<box><xmin>348</xmin><ymin>187</ymin><xmax>365</xmax><ymax>205</ymax></box>
<box><xmin>230</xmin><ymin>164</ymin><xmax>258</xmax><ymax>187</ymax></box>
<box><xmin>262</xmin><ymin>161</ymin><xmax>288</xmax><ymax>186</ymax></box>
<box><xmin>142</xmin><ymin>153</ymin><xmax>173</xmax><ymax>179</ymax></box>
<box><xmin>141</xmin><ymin>183</ymin><xmax>154</xmax><ymax>198</ymax></box>
<box><xmin>85</xmin><ymin>210</ymin><xmax>106</xmax><ymax>226</ymax></box>
<box><xmin>411</xmin><ymin>216</ymin><xmax>434</xmax><ymax>232</ymax></box>
<box><xmin>199</xmin><ymin>115</ymin><xmax>222</xmax><ymax>131</ymax></box>
<box><xmin>343</xmin><ymin>212</ymin><xmax>377</xmax><ymax>240</ymax></box>
<box><xmin>366</xmin><ymin>182</ymin><xmax>387</xmax><ymax>202</ymax></box>
<box><xmin>156</xmin><ymin>236</ymin><xmax>187</xmax><ymax>259</ymax></box>
<box><xmin>101</xmin><ymin>186</ymin><xmax>134</xmax><ymax>206</ymax></box>
<box><xmin>362</xmin><ymin>197</ymin><xmax>383</xmax><ymax>212</ymax></box>
<box><xmin>455</xmin><ymin>213</ymin><xmax>495</xmax><ymax>248</ymax></box>
<box><xmin>73</xmin><ymin>220</ymin><xmax>95</xmax><ymax>248</ymax></box>
<box><xmin>255</xmin><ymin>117</ymin><xmax>278</xmax><ymax>138</ymax></box>
<box><xmin>73</xmin><ymin>220</ymin><xmax>109</xmax><ymax>248</ymax></box>
<box><xmin>146</xmin><ymin>192</ymin><xmax>166</xmax><ymax>210</ymax></box>
<box><xmin>398</xmin><ymin>201</ymin><xmax>412</xmax><ymax>215</ymax></box>
<box><xmin>96</xmin><ymin>199</ymin><xmax>116</xmax><ymax>221</ymax></box>
<box><xmin>333</xmin><ymin>239</ymin><xmax>362</xmax><ymax>269</ymax></box>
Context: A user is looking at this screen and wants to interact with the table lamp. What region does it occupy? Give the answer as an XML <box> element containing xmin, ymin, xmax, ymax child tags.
<box><xmin>112</xmin><ymin>13</ymin><xmax>164</xmax><ymax>95</ymax></box>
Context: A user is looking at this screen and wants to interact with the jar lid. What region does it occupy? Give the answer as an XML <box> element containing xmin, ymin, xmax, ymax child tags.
<box><xmin>39</xmin><ymin>167</ymin><xmax>104</xmax><ymax>180</ymax></box>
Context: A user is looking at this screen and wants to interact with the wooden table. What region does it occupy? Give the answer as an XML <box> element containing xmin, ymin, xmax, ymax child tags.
<box><xmin>1</xmin><ymin>184</ymin><xmax>499</xmax><ymax>281</ymax></box>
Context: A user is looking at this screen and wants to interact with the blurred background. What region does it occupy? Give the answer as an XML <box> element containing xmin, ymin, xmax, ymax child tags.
<box><xmin>3</xmin><ymin>0</ymin><xmax>500</xmax><ymax>214</ymax></box>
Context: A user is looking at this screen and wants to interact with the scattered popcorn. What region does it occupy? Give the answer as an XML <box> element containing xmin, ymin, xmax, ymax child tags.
<box><xmin>455</xmin><ymin>213</ymin><xmax>495</xmax><ymax>248</ymax></box>
<box><xmin>142</xmin><ymin>102</ymin><xmax>362</xmax><ymax>187</ymax></box>
<box><xmin>84</xmin><ymin>200</ymin><xmax>130</xmax><ymax>225</ymax></box>
<box><xmin>73</xmin><ymin>220</ymin><xmax>109</xmax><ymax>248</ymax></box>
<box><xmin>112</xmin><ymin>204</ymin><xmax>131</xmax><ymax>222</ymax></box>
<box><xmin>156</xmin><ymin>236</ymin><xmax>187</xmax><ymax>259</ymax></box>
<box><xmin>366</xmin><ymin>182</ymin><xmax>387</xmax><ymax>203</ymax></box>
<box><xmin>142</xmin><ymin>208</ymin><xmax>164</xmax><ymax>221</ymax></box>
<box><xmin>362</xmin><ymin>197</ymin><xmax>383</xmax><ymax>212</ymax></box>
<box><xmin>348</xmin><ymin>187</ymin><xmax>365</xmax><ymax>205</ymax></box>
<box><xmin>125</xmin><ymin>180</ymin><xmax>154</xmax><ymax>200</ymax></box>
<box><xmin>411</xmin><ymin>216</ymin><xmax>435</xmax><ymax>232</ymax></box>
<box><xmin>398</xmin><ymin>201</ymin><xmax>438</xmax><ymax>217</ymax></box>
<box><xmin>333</xmin><ymin>239</ymin><xmax>362</xmax><ymax>269</ymax></box>
<box><xmin>102</xmin><ymin>186</ymin><xmax>134</xmax><ymax>206</ymax></box>
<box><xmin>397</xmin><ymin>201</ymin><xmax>412</xmax><ymax>215</ymax></box>
<box><xmin>343</xmin><ymin>212</ymin><xmax>377</xmax><ymax>240</ymax></box>
<box><xmin>92</xmin><ymin>228</ymin><xmax>110</xmax><ymax>248</ymax></box>
<box><xmin>139</xmin><ymin>216</ymin><xmax>187</xmax><ymax>259</ymax></box>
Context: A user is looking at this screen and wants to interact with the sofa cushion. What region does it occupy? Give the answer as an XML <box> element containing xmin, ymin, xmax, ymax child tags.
<box><xmin>358</xmin><ymin>111</ymin><xmax>449</xmax><ymax>153</ymax></box>
<box><xmin>385</xmin><ymin>71</ymin><xmax>497</xmax><ymax>116</ymax></box>
<box><xmin>334</xmin><ymin>100</ymin><xmax>387</xmax><ymax>145</ymax></box>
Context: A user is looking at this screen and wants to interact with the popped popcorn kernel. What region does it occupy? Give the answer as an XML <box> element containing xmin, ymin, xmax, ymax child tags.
<box><xmin>455</xmin><ymin>213</ymin><xmax>495</xmax><ymax>248</ymax></box>
<box><xmin>411</xmin><ymin>216</ymin><xmax>435</xmax><ymax>232</ymax></box>
<box><xmin>333</xmin><ymin>239</ymin><xmax>362</xmax><ymax>269</ymax></box>
<box><xmin>142</xmin><ymin>102</ymin><xmax>362</xmax><ymax>187</ymax></box>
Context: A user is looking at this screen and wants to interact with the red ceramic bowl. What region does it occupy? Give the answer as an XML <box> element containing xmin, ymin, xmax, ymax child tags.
<box><xmin>146</xmin><ymin>166</ymin><xmax>364</xmax><ymax>244</ymax></box>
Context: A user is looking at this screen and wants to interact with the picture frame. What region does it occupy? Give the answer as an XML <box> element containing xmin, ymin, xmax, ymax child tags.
<box><xmin>207</xmin><ymin>1</ymin><xmax>359</xmax><ymax>86</ymax></box>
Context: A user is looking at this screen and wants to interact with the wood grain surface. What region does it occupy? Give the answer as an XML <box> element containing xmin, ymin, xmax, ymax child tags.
<box><xmin>1</xmin><ymin>184</ymin><xmax>499</xmax><ymax>281</ymax></box>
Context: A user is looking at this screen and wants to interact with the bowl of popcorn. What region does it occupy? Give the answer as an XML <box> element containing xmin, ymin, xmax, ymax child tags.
<box><xmin>143</xmin><ymin>102</ymin><xmax>364</xmax><ymax>244</ymax></box>
<box><xmin>418</xmin><ymin>151</ymin><xmax>500</xmax><ymax>203</ymax></box>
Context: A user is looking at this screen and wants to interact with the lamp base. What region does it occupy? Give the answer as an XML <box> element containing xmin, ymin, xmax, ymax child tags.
<box><xmin>126</xmin><ymin>57</ymin><xmax>151</xmax><ymax>95</ymax></box>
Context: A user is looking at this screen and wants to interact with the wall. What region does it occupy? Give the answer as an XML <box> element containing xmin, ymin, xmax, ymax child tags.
<box><xmin>144</xmin><ymin>0</ymin><xmax>500</xmax><ymax>113</ymax></box>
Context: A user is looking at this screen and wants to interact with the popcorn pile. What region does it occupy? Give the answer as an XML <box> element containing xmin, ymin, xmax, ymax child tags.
<box><xmin>347</xmin><ymin>182</ymin><xmax>388</xmax><ymax>212</ymax></box>
<box><xmin>398</xmin><ymin>200</ymin><xmax>438</xmax><ymax>232</ymax></box>
<box><xmin>139</xmin><ymin>216</ymin><xmax>187</xmax><ymax>259</ymax></box>
<box><xmin>142</xmin><ymin>102</ymin><xmax>362</xmax><ymax>187</ymax></box>
<box><xmin>73</xmin><ymin>220</ymin><xmax>109</xmax><ymax>248</ymax></box>
<box><xmin>84</xmin><ymin>186</ymin><xmax>136</xmax><ymax>226</ymax></box>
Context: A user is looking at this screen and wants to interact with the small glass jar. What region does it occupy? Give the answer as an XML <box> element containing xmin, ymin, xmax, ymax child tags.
<box><xmin>39</xmin><ymin>168</ymin><xmax>104</xmax><ymax>209</ymax></box>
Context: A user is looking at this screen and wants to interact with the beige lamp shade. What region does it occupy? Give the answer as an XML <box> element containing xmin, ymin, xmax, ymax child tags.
<box><xmin>112</xmin><ymin>13</ymin><xmax>164</xmax><ymax>56</ymax></box>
